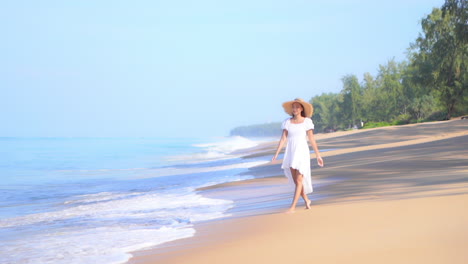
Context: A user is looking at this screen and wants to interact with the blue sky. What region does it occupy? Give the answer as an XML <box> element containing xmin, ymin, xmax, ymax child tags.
<box><xmin>1</xmin><ymin>0</ymin><xmax>443</xmax><ymax>138</ymax></box>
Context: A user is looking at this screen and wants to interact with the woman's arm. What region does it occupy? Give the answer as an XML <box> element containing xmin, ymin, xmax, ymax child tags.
<box><xmin>272</xmin><ymin>129</ymin><xmax>288</xmax><ymax>161</ymax></box>
<box><xmin>307</xmin><ymin>129</ymin><xmax>324</xmax><ymax>167</ymax></box>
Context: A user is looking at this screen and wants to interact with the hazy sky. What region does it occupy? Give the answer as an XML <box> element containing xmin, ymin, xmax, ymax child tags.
<box><xmin>2</xmin><ymin>0</ymin><xmax>443</xmax><ymax>138</ymax></box>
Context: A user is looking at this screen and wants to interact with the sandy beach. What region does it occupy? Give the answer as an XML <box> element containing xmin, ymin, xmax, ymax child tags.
<box><xmin>129</xmin><ymin>119</ymin><xmax>468</xmax><ymax>264</ymax></box>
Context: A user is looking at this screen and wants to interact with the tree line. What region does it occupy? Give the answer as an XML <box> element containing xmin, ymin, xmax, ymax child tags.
<box><xmin>232</xmin><ymin>0</ymin><xmax>467</xmax><ymax>137</ymax></box>
<box><xmin>312</xmin><ymin>0</ymin><xmax>467</xmax><ymax>133</ymax></box>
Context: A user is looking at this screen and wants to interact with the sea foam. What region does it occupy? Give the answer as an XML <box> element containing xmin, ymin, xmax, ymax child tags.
<box><xmin>0</xmin><ymin>189</ymin><xmax>233</xmax><ymax>264</ymax></box>
<box><xmin>167</xmin><ymin>136</ymin><xmax>267</xmax><ymax>163</ymax></box>
<box><xmin>0</xmin><ymin>136</ymin><xmax>269</xmax><ymax>264</ymax></box>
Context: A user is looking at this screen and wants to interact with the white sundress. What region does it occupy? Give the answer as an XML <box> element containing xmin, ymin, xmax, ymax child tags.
<box><xmin>281</xmin><ymin>117</ymin><xmax>314</xmax><ymax>194</ymax></box>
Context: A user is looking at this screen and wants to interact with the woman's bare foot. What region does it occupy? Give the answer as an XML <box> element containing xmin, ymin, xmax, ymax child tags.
<box><xmin>305</xmin><ymin>200</ymin><xmax>312</xmax><ymax>209</ymax></box>
<box><xmin>285</xmin><ymin>208</ymin><xmax>295</xmax><ymax>214</ymax></box>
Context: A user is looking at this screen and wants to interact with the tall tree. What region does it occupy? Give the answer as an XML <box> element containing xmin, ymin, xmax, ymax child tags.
<box><xmin>409</xmin><ymin>1</ymin><xmax>468</xmax><ymax>119</ymax></box>
<box><xmin>310</xmin><ymin>93</ymin><xmax>341</xmax><ymax>132</ymax></box>
<box><xmin>340</xmin><ymin>74</ymin><xmax>362</xmax><ymax>128</ymax></box>
<box><xmin>361</xmin><ymin>72</ymin><xmax>385</xmax><ymax>122</ymax></box>
<box><xmin>376</xmin><ymin>59</ymin><xmax>408</xmax><ymax>120</ymax></box>
<box><xmin>442</xmin><ymin>0</ymin><xmax>468</xmax><ymax>44</ymax></box>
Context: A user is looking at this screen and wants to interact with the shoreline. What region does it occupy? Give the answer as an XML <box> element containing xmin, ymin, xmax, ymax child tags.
<box><xmin>128</xmin><ymin>119</ymin><xmax>468</xmax><ymax>264</ymax></box>
<box><xmin>130</xmin><ymin>193</ymin><xmax>468</xmax><ymax>264</ymax></box>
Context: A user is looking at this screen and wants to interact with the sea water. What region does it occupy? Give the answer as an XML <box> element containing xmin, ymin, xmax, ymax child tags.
<box><xmin>0</xmin><ymin>136</ymin><xmax>270</xmax><ymax>264</ymax></box>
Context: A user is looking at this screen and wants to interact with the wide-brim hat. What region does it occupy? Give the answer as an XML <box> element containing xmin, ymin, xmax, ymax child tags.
<box><xmin>282</xmin><ymin>98</ymin><xmax>314</xmax><ymax>117</ymax></box>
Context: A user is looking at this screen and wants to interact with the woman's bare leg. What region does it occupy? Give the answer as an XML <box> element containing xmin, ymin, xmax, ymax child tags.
<box><xmin>286</xmin><ymin>168</ymin><xmax>304</xmax><ymax>213</ymax></box>
<box><xmin>291</xmin><ymin>169</ymin><xmax>311</xmax><ymax>209</ymax></box>
<box><xmin>301</xmin><ymin>188</ymin><xmax>312</xmax><ymax>209</ymax></box>
<box><xmin>297</xmin><ymin>173</ymin><xmax>311</xmax><ymax>209</ymax></box>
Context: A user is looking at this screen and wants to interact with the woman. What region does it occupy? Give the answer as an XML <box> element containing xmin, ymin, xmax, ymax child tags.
<box><xmin>272</xmin><ymin>98</ymin><xmax>324</xmax><ymax>213</ymax></box>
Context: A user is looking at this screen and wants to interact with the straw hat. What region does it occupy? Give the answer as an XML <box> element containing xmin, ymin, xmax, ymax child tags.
<box><xmin>282</xmin><ymin>98</ymin><xmax>314</xmax><ymax>117</ymax></box>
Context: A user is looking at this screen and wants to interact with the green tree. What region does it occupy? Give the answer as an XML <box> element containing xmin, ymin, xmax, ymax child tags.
<box><xmin>375</xmin><ymin>59</ymin><xmax>408</xmax><ymax>121</ymax></box>
<box><xmin>310</xmin><ymin>93</ymin><xmax>342</xmax><ymax>132</ymax></box>
<box><xmin>410</xmin><ymin>93</ymin><xmax>438</xmax><ymax>120</ymax></box>
<box><xmin>443</xmin><ymin>0</ymin><xmax>468</xmax><ymax>44</ymax></box>
<box><xmin>340</xmin><ymin>74</ymin><xmax>362</xmax><ymax>128</ymax></box>
<box><xmin>361</xmin><ymin>72</ymin><xmax>385</xmax><ymax>122</ymax></box>
<box><xmin>409</xmin><ymin>1</ymin><xmax>468</xmax><ymax>119</ymax></box>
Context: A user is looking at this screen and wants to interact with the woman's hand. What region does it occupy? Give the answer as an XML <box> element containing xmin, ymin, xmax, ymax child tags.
<box><xmin>317</xmin><ymin>156</ymin><xmax>324</xmax><ymax>167</ymax></box>
<box><xmin>272</xmin><ymin>130</ymin><xmax>287</xmax><ymax>163</ymax></box>
<box><xmin>271</xmin><ymin>154</ymin><xmax>278</xmax><ymax>162</ymax></box>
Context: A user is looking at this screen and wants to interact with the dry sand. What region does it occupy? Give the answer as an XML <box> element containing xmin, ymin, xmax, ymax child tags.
<box><xmin>131</xmin><ymin>194</ymin><xmax>468</xmax><ymax>264</ymax></box>
<box><xmin>129</xmin><ymin>119</ymin><xmax>468</xmax><ymax>264</ymax></box>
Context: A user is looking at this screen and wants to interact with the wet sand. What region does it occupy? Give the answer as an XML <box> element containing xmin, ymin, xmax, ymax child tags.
<box><xmin>129</xmin><ymin>119</ymin><xmax>468</xmax><ymax>264</ymax></box>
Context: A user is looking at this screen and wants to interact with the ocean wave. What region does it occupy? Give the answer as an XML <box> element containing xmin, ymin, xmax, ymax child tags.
<box><xmin>167</xmin><ymin>136</ymin><xmax>267</xmax><ymax>163</ymax></box>
<box><xmin>140</xmin><ymin>160</ymin><xmax>269</xmax><ymax>179</ymax></box>
<box><xmin>193</xmin><ymin>136</ymin><xmax>260</xmax><ymax>153</ymax></box>
<box><xmin>2</xmin><ymin>225</ymin><xmax>195</xmax><ymax>264</ymax></box>
<box><xmin>0</xmin><ymin>136</ymin><xmax>271</xmax><ymax>264</ymax></box>
<box><xmin>0</xmin><ymin>189</ymin><xmax>233</xmax><ymax>264</ymax></box>
<box><xmin>0</xmin><ymin>190</ymin><xmax>233</xmax><ymax>229</ymax></box>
